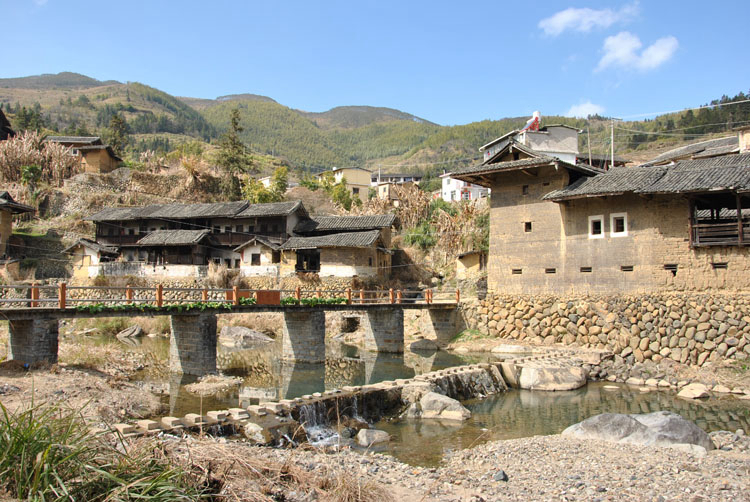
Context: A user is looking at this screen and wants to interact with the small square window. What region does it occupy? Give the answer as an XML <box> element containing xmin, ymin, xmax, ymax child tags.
<box><xmin>610</xmin><ymin>212</ymin><xmax>628</xmax><ymax>237</ymax></box>
<box><xmin>236</xmin><ymin>225</ymin><xmax>243</xmax><ymax>233</ymax></box>
<box><xmin>545</xmin><ymin>268</ymin><xmax>556</xmax><ymax>274</ymax></box>
<box><xmin>251</xmin><ymin>253</ymin><xmax>261</xmax><ymax>266</ymax></box>
<box><xmin>225</xmin><ymin>226</ymin><xmax>231</xmax><ymax>233</ymax></box>
<box><xmin>588</xmin><ymin>215</ymin><xmax>604</xmax><ymax>239</ymax></box>
<box><xmin>522</xmin><ymin>185</ymin><xmax>529</xmax><ymax>195</ymax></box>
<box><xmin>524</xmin><ymin>221</ymin><xmax>532</xmax><ymax>232</ymax></box>
<box><xmin>620</xmin><ymin>265</ymin><xmax>634</xmax><ymax>272</ymax></box>
<box><xmin>580</xmin><ymin>266</ymin><xmax>592</xmax><ymax>273</ymax></box>
<box><xmin>511</xmin><ymin>268</ymin><xmax>523</xmax><ymax>275</ymax></box>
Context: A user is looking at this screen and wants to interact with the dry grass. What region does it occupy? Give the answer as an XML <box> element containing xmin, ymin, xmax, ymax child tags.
<box><xmin>0</xmin><ymin>328</ymin><xmax>7</xmax><ymax>360</ymax></box>
<box><xmin>180</xmin><ymin>441</ymin><xmax>392</xmax><ymax>502</ymax></box>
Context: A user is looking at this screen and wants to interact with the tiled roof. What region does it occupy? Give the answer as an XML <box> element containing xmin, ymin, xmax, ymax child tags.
<box><xmin>44</xmin><ymin>136</ymin><xmax>102</xmax><ymax>145</ymax></box>
<box><xmin>235</xmin><ymin>200</ymin><xmax>306</xmax><ymax>218</ymax></box>
<box><xmin>85</xmin><ymin>200</ymin><xmax>307</xmax><ymax>222</ymax></box>
<box><xmin>543</xmin><ymin>153</ymin><xmax>750</xmax><ymax>200</ymax></box>
<box><xmin>136</xmin><ymin>229</ymin><xmax>212</xmax><ymax>246</ymax></box>
<box><xmin>641</xmin><ymin>136</ymin><xmax>738</xmax><ymax>166</ymax></box>
<box><xmin>0</xmin><ymin>191</ymin><xmax>35</xmax><ymax>214</ymax></box>
<box><xmin>76</xmin><ymin>145</ymin><xmax>123</xmax><ymax>161</ymax></box>
<box><xmin>280</xmin><ymin>230</ymin><xmax>381</xmax><ymax>250</ymax></box>
<box><xmin>295</xmin><ymin>214</ymin><xmax>395</xmax><ymax>234</ymax></box>
<box><xmin>233</xmin><ymin>236</ymin><xmax>280</xmax><ymax>252</ymax></box>
<box><xmin>62</xmin><ymin>238</ymin><xmax>118</xmax><ymax>255</ymax></box>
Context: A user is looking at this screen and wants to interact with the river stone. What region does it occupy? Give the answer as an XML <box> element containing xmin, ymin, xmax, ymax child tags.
<box><xmin>677</xmin><ymin>383</ymin><xmax>710</xmax><ymax>399</ymax></box>
<box><xmin>412</xmin><ymin>392</ymin><xmax>471</xmax><ymax>421</ymax></box>
<box><xmin>243</xmin><ymin>422</ymin><xmax>272</xmax><ymax>444</ymax></box>
<box><xmin>116</xmin><ymin>325</ymin><xmax>143</xmax><ymax>338</ymax></box>
<box><xmin>410</xmin><ymin>338</ymin><xmax>439</xmax><ymax>352</ymax></box>
<box><xmin>517</xmin><ymin>365</ymin><xmax>587</xmax><ymax>391</ymax></box>
<box><xmin>356</xmin><ymin>428</ymin><xmax>390</xmax><ymax>447</ymax></box>
<box><xmin>401</xmin><ymin>381</ymin><xmax>437</xmax><ymax>404</ymax></box>
<box><xmin>491</xmin><ymin>344</ymin><xmax>532</xmax><ymax>354</ymax></box>
<box><xmin>562</xmin><ymin>411</ymin><xmax>714</xmax><ymax>451</ymax></box>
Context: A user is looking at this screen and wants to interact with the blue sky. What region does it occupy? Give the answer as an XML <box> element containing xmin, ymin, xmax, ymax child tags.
<box><xmin>2</xmin><ymin>0</ymin><xmax>748</xmax><ymax>125</ymax></box>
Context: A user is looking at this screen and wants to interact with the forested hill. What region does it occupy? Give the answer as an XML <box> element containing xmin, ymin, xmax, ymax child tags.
<box><xmin>1</xmin><ymin>72</ymin><xmax>749</xmax><ymax>173</ymax></box>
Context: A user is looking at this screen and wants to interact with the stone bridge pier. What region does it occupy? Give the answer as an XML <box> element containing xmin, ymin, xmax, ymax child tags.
<box><xmin>281</xmin><ymin>310</ymin><xmax>326</xmax><ymax>362</ymax></box>
<box><xmin>361</xmin><ymin>306</ymin><xmax>404</xmax><ymax>353</ymax></box>
<box><xmin>7</xmin><ymin>318</ymin><xmax>59</xmax><ymax>365</ymax></box>
<box><xmin>169</xmin><ymin>313</ymin><xmax>217</xmax><ymax>375</ymax></box>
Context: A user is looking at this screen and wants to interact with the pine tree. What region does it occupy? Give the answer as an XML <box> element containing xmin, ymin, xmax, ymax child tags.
<box><xmin>215</xmin><ymin>108</ymin><xmax>253</xmax><ymax>199</ymax></box>
<box><xmin>105</xmin><ymin>113</ymin><xmax>129</xmax><ymax>156</ymax></box>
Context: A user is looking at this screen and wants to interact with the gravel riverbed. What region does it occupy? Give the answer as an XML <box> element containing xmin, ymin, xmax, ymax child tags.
<box><xmin>180</xmin><ymin>434</ymin><xmax>750</xmax><ymax>501</ymax></box>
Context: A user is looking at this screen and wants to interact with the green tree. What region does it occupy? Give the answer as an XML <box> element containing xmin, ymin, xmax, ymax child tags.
<box><xmin>216</xmin><ymin>108</ymin><xmax>253</xmax><ymax>199</ymax></box>
<box><xmin>242</xmin><ymin>166</ymin><xmax>288</xmax><ymax>203</ymax></box>
<box><xmin>104</xmin><ymin>113</ymin><xmax>129</xmax><ymax>156</ymax></box>
<box><xmin>330</xmin><ymin>177</ymin><xmax>354</xmax><ymax>210</ymax></box>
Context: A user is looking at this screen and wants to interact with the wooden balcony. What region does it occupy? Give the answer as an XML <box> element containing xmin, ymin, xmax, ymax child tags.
<box><xmin>691</xmin><ymin>220</ymin><xmax>750</xmax><ymax>247</ymax></box>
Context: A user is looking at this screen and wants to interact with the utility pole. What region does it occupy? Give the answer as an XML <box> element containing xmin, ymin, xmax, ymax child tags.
<box><xmin>587</xmin><ymin>127</ymin><xmax>592</xmax><ymax>167</ymax></box>
<box><xmin>610</xmin><ymin>119</ymin><xmax>615</xmax><ymax>171</ymax></box>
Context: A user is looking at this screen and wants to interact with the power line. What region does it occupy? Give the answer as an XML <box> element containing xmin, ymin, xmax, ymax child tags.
<box><xmin>618</xmin><ymin>98</ymin><xmax>750</xmax><ymax>120</ymax></box>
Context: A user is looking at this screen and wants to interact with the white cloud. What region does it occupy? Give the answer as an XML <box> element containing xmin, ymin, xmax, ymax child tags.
<box><xmin>596</xmin><ymin>31</ymin><xmax>678</xmax><ymax>72</ymax></box>
<box><xmin>566</xmin><ymin>101</ymin><xmax>605</xmax><ymax>118</ymax></box>
<box><xmin>538</xmin><ymin>3</ymin><xmax>638</xmax><ymax>36</ymax></box>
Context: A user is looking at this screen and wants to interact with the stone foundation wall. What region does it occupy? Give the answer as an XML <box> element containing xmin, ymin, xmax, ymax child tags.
<box><xmin>460</xmin><ymin>293</ymin><xmax>750</xmax><ymax>367</ymax></box>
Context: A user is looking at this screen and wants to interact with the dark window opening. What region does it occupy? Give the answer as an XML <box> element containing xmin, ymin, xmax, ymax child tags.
<box><xmin>524</xmin><ymin>221</ymin><xmax>532</xmax><ymax>232</ymax></box>
<box><xmin>296</xmin><ymin>249</ymin><xmax>320</xmax><ymax>273</ymax></box>
<box><xmin>613</xmin><ymin>216</ymin><xmax>625</xmax><ymax>233</ymax></box>
<box><xmin>664</xmin><ymin>263</ymin><xmax>678</xmax><ymax>276</ymax></box>
<box><xmin>621</xmin><ymin>265</ymin><xmax>634</xmax><ymax>272</ymax></box>
<box><xmin>248</xmin><ymin>226</ymin><xmax>255</xmax><ymax>234</ymax></box>
<box><xmin>251</xmin><ymin>253</ymin><xmax>261</xmax><ymax>266</ymax></box>
<box><xmin>212</xmin><ymin>226</ymin><xmax>220</xmax><ymax>233</ymax></box>
<box><xmin>513</xmin><ymin>152</ymin><xmax>520</xmax><ymax>161</ymax></box>
<box><xmin>261</xmin><ymin>224</ymin><xmax>268</xmax><ymax>233</ymax></box>
<box><xmin>545</xmin><ymin>268</ymin><xmax>556</xmax><ymax>274</ymax></box>
<box><xmin>712</xmin><ymin>262</ymin><xmax>728</xmax><ymax>270</ymax></box>
<box><xmin>542</xmin><ymin>182</ymin><xmax>550</xmax><ymax>186</ymax></box>
<box><xmin>353</xmin><ymin>187</ymin><xmax>360</xmax><ymax>195</ymax></box>
<box><xmin>236</xmin><ymin>225</ymin><xmax>243</xmax><ymax>233</ymax></box>
<box><xmin>511</xmin><ymin>268</ymin><xmax>522</xmax><ymax>275</ymax></box>
<box><xmin>522</xmin><ymin>184</ymin><xmax>529</xmax><ymax>195</ymax></box>
<box><xmin>225</xmin><ymin>226</ymin><xmax>231</xmax><ymax>233</ymax></box>
<box><xmin>368</xmin><ymin>257</ymin><xmax>373</xmax><ymax>266</ymax></box>
<box><xmin>224</xmin><ymin>259</ymin><xmax>231</xmax><ymax>267</ymax></box>
<box><xmin>272</xmin><ymin>250</ymin><xmax>281</xmax><ymax>264</ymax></box>
<box><xmin>128</xmin><ymin>228</ymin><xmax>134</xmax><ymax>235</ymax></box>
<box><xmin>580</xmin><ymin>266</ymin><xmax>592</xmax><ymax>273</ymax></box>
<box><xmin>591</xmin><ymin>220</ymin><xmax>602</xmax><ymax>235</ymax></box>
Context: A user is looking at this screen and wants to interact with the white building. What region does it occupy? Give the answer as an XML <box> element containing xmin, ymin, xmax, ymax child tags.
<box><xmin>440</xmin><ymin>173</ymin><xmax>489</xmax><ymax>202</ymax></box>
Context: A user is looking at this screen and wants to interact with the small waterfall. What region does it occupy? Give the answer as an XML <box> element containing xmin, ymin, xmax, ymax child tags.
<box><xmin>299</xmin><ymin>401</ymin><xmax>337</xmax><ymax>444</ymax></box>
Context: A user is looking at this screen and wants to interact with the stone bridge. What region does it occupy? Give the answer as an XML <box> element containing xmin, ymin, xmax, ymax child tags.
<box><xmin>2</xmin><ymin>303</ymin><xmax>458</xmax><ymax>376</ymax></box>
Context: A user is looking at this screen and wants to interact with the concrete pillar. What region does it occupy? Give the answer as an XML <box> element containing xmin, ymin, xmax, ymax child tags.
<box><xmin>169</xmin><ymin>313</ymin><xmax>217</xmax><ymax>376</ymax></box>
<box><xmin>7</xmin><ymin>318</ymin><xmax>59</xmax><ymax>365</ymax></box>
<box><xmin>281</xmin><ymin>310</ymin><xmax>326</xmax><ymax>362</ymax></box>
<box><xmin>361</xmin><ymin>306</ymin><xmax>404</xmax><ymax>353</ymax></box>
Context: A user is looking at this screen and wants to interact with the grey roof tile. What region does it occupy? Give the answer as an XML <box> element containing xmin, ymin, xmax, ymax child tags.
<box><xmin>641</xmin><ymin>136</ymin><xmax>738</xmax><ymax>166</ymax></box>
<box><xmin>295</xmin><ymin>214</ymin><xmax>395</xmax><ymax>234</ymax></box>
<box><xmin>280</xmin><ymin>230</ymin><xmax>381</xmax><ymax>250</ymax></box>
<box><xmin>136</xmin><ymin>229</ymin><xmax>212</xmax><ymax>246</ymax></box>
<box><xmin>85</xmin><ymin>200</ymin><xmax>307</xmax><ymax>222</ymax></box>
<box><xmin>235</xmin><ymin>200</ymin><xmax>305</xmax><ymax>218</ymax></box>
<box><xmin>44</xmin><ymin>136</ymin><xmax>102</xmax><ymax>145</ymax></box>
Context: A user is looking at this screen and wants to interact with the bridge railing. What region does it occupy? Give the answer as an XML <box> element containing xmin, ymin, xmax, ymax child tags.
<box><xmin>0</xmin><ymin>283</ymin><xmax>459</xmax><ymax>310</ymax></box>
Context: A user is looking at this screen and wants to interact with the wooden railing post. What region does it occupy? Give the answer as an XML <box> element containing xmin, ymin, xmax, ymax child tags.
<box><xmin>346</xmin><ymin>288</ymin><xmax>352</xmax><ymax>305</ymax></box>
<box><xmin>126</xmin><ymin>284</ymin><xmax>133</xmax><ymax>303</ymax></box>
<box><xmin>202</xmin><ymin>287</ymin><xmax>208</xmax><ymax>302</ymax></box>
<box><xmin>389</xmin><ymin>288</ymin><xmax>394</xmax><ymax>304</ymax></box>
<box><xmin>156</xmin><ymin>284</ymin><xmax>163</xmax><ymax>308</ymax></box>
<box><xmin>233</xmin><ymin>286</ymin><xmax>240</xmax><ymax>306</ymax></box>
<box><xmin>455</xmin><ymin>288</ymin><xmax>460</xmax><ymax>303</ymax></box>
<box><xmin>359</xmin><ymin>288</ymin><xmax>365</xmax><ymax>304</ymax></box>
<box><xmin>30</xmin><ymin>283</ymin><xmax>39</xmax><ymax>308</ymax></box>
<box><xmin>58</xmin><ymin>282</ymin><xmax>66</xmax><ymax>309</ymax></box>
<box><xmin>396</xmin><ymin>290</ymin><xmax>402</xmax><ymax>304</ymax></box>
<box><xmin>295</xmin><ymin>286</ymin><xmax>301</xmax><ymax>302</ymax></box>
<box><xmin>316</xmin><ymin>289</ymin><xmax>322</xmax><ymax>299</ymax></box>
<box><xmin>426</xmin><ymin>289</ymin><xmax>432</xmax><ymax>304</ymax></box>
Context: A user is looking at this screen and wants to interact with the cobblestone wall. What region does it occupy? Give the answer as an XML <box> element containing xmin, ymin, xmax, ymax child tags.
<box><xmin>461</xmin><ymin>293</ymin><xmax>750</xmax><ymax>367</ymax></box>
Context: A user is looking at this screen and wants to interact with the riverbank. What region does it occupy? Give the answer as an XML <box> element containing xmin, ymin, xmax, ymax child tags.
<box><xmin>168</xmin><ymin>432</ymin><xmax>749</xmax><ymax>501</ymax></box>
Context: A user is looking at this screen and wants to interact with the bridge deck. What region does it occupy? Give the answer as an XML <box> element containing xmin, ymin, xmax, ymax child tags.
<box><xmin>0</xmin><ymin>302</ymin><xmax>457</xmax><ymax>320</ymax></box>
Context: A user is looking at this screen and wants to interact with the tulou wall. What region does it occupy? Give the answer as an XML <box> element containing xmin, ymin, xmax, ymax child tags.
<box><xmin>461</xmin><ymin>292</ymin><xmax>750</xmax><ymax>367</ymax></box>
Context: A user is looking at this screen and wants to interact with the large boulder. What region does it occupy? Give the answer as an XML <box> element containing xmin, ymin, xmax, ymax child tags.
<box><xmin>116</xmin><ymin>325</ymin><xmax>143</xmax><ymax>339</ymax></box>
<box><xmin>677</xmin><ymin>382</ymin><xmax>710</xmax><ymax>400</ymax></box>
<box><xmin>356</xmin><ymin>428</ymin><xmax>390</xmax><ymax>447</ymax></box>
<box><xmin>562</xmin><ymin>411</ymin><xmax>714</xmax><ymax>451</ymax></box>
<box><xmin>518</xmin><ymin>366</ymin><xmax>588</xmax><ymax>391</ymax></box>
<box><xmin>401</xmin><ymin>381</ymin><xmax>438</xmax><ymax>404</ymax></box>
<box><xmin>410</xmin><ymin>338</ymin><xmax>439</xmax><ymax>352</ymax></box>
<box><xmin>219</xmin><ymin>326</ymin><xmax>273</xmax><ymax>348</ymax></box>
<box><xmin>407</xmin><ymin>391</ymin><xmax>471</xmax><ymax>421</ymax></box>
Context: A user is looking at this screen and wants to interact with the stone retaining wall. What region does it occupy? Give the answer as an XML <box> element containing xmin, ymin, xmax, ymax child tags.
<box><xmin>461</xmin><ymin>293</ymin><xmax>750</xmax><ymax>367</ymax></box>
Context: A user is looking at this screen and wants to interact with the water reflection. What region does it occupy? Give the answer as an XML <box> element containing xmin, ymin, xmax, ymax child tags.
<box><xmin>377</xmin><ymin>382</ymin><xmax>750</xmax><ymax>467</ymax></box>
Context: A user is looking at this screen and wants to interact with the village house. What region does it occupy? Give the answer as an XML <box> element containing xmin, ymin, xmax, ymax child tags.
<box><xmin>641</xmin><ymin>135</ymin><xmax>739</xmax><ymax>166</ymax></box>
<box><xmin>456</xmin><ymin>250</ymin><xmax>487</xmax><ymax>280</ymax></box>
<box><xmin>440</xmin><ymin>172</ymin><xmax>489</xmax><ymax>202</ymax></box>
<box><xmin>370</xmin><ymin>172</ymin><xmax>423</xmax><ymax>185</ymax></box>
<box><xmin>316</xmin><ymin>166</ymin><xmax>371</xmax><ymax>203</ymax></box>
<box><xmin>73</xmin><ymin>200</ymin><xmax>395</xmax><ymax>279</ymax></box>
<box><xmin>453</xmin><ymin>125</ymin><xmax>750</xmax><ymax>294</ymax></box>
<box><xmin>0</xmin><ymin>191</ymin><xmax>35</xmax><ymax>277</ymax></box>
<box><xmin>43</xmin><ymin>136</ymin><xmax>122</xmax><ymax>173</ymax></box>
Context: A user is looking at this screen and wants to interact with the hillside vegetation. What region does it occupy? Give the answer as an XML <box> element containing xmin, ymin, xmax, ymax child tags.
<box><xmin>1</xmin><ymin>72</ymin><xmax>749</xmax><ymax>175</ymax></box>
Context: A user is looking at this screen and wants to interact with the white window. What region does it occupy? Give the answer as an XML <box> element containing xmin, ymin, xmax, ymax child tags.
<box><xmin>588</xmin><ymin>215</ymin><xmax>604</xmax><ymax>239</ymax></box>
<box><xmin>610</xmin><ymin>212</ymin><xmax>628</xmax><ymax>237</ymax></box>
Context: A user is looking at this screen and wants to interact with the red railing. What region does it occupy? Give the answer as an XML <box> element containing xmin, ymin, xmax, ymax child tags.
<box><xmin>0</xmin><ymin>283</ymin><xmax>459</xmax><ymax>310</ymax></box>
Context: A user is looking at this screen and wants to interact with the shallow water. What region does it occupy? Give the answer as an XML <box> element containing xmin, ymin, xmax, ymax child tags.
<box><xmin>376</xmin><ymin>382</ymin><xmax>750</xmax><ymax>466</ymax></box>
